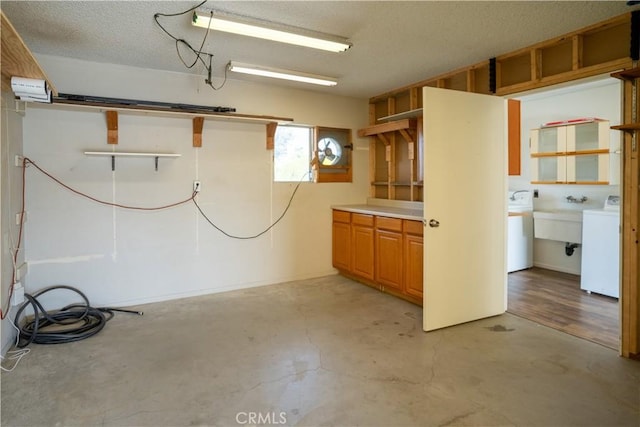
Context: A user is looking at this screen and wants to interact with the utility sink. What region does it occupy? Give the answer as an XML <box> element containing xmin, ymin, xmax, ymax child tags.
<box><xmin>533</xmin><ymin>210</ymin><xmax>583</xmax><ymax>243</ymax></box>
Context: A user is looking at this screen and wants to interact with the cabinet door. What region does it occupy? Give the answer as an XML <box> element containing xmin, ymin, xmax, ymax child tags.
<box><xmin>530</xmin><ymin>126</ymin><xmax>567</xmax><ymax>184</ymax></box>
<box><xmin>566</xmin><ymin>153</ymin><xmax>610</xmax><ymax>184</ymax></box>
<box><xmin>332</xmin><ymin>221</ymin><xmax>351</xmax><ymax>271</ymax></box>
<box><xmin>531</xmin><ymin>126</ymin><xmax>566</xmax><ymax>154</ymax></box>
<box><xmin>351</xmin><ymin>225</ymin><xmax>375</xmax><ymax>280</ymax></box>
<box><xmin>375</xmin><ymin>230</ymin><xmax>403</xmax><ymax>291</ymax></box>
<box><xmin>531</xmin><ymin>155</ymin><xmax>566</xmax><ymax>183</ymax></box>
<box><xmin>508</xmin><ymin>99</ymin><xmax>521</xmax><ymax>176</ymax></box>
<box><xmin>567</xmin><ymin>121</ymin><xmax>609</xmax><ymax>152</ymax></box>
<box><xmin>404</xmin><ymin>233</ymin><xmax>423</xmax><ymax>299</ymax></box>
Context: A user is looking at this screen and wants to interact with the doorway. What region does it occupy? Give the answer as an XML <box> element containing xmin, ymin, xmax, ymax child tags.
<box><xmin>508</xmin><ymin>268</ymin><xmax>619</xmax><ymax>349</ymax></box>
<box><xmin>506</xmin><ymin>76</ymin><xmax>621</xmax><ymax>350</ymax></box>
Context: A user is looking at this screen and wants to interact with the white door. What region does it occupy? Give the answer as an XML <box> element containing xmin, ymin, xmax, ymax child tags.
<box><xmin>423</xmin><ymin>87</ymin><xmax>507</xmax><ymax>331</ymax></box>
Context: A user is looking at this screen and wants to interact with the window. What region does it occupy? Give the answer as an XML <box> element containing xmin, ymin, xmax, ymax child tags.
<box><xmin>274</xmin><ymin>125</ymin><xmax>313</xmax><ymax>182</ymax></box>
<box><xmin>273</xmin><ymin>124</ymin><xmax>353</xmax><ymax>183</ymax></box>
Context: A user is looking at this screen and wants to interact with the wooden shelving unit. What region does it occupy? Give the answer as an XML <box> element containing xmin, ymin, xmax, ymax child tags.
<box><xmin>1</xmin><ymin>11</ymin><xmax>57</xmax><ymax>95</ymax></box>
<box><xmin>358</xmin><ymin>118</ymin><xmax>421</xmax><ymax>202</ymax></box>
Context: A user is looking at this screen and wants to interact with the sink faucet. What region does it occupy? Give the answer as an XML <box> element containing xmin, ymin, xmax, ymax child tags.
<box><xmin>510</xmin><ymin>190</ymin><xmax>528</xmax><ymax>201</ymax></box>
<box><xmin>566</xmin><ymin>195</ymin><xmax>588</xmax><ymax>203</ymax></box>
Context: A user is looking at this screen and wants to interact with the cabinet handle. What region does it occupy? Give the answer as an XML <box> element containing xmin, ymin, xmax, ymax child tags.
<box><xmin>428</xmin><ymin>219</ymin><xmax>440</xmax><ymax>228</ymax></box>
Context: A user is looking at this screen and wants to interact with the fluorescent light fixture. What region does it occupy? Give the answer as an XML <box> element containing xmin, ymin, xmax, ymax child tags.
<box><xmin>228</xmin><ymin>61</ymin><xmax>338</xmax><ymax>86</ymax></box>
<box><xmin>192</xmin><ymin>10</ymin><xmax>352</xmax><ymax>53</ymax></box>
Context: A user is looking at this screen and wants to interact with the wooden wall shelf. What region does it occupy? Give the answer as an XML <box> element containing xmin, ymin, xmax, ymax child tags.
<box><xmin>611</xmin><ymin>67</ymin><xmax>640</xmax><ymax>81</ymax></box>
<box><xmin>377</xmin><ymin>109</ymin><xmax>423</xmax><ymax>122</ymax></box>
<box><xmin>611</xmin><ymin>123</ymin><xmax>640</xmax><ymax>132</ymax></box>
<box><xmin>31</xmin><ymin>100</ymin><xmax>293</xmax><ymax>149</ymax></box>
<box><xmin>611</xmin><ymin>67</ymin><xmax>640</xmax><ymax>134</ymax></box>
<box><xmin>357</xmin><ymin>119</ymin><xmax>417</xmax><ymax>138</ymax></box>
<box><xmin>1</xmin><ymin>11</ymin><xmax>57</xmax><ymax>95</ymax></box>
<box><xmin>45</xmin><ymin>98</ymin><xmax>293</xmax><ymax>125</ymax></box>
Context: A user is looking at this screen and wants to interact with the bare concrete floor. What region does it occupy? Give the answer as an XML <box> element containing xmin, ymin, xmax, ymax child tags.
<box><xmin>1</xmin><ymin>274</ymin><xmax>639</xmax><ymax>426</ymax></box>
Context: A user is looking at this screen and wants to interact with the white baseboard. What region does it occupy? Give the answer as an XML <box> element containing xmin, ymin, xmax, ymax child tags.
<box><xmin>96</xmin><ymin>269</ymin><xmax>338</xmax><ymax>308</ymax></box>
<box><xmin>533</xmin><ymin>262</ymin><xmax>580</xmax><ymax>276</ymax></box>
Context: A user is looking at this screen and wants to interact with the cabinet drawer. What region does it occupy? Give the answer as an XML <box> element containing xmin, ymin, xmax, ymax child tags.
<box><xmin>333</xmin><ymin>210</ymin><xmax>351</xmax><ymax>224</ymax></box>
<box><xmin>404</xmin><ymin>220</ymin><xmax>423</xmax><ymax>236</ymax></box>
<box><xmin>376</xmin><ymin>216</ymin><xmax>403</xmax><ymax>232</ymax></box>
<box><xmin>352</xmin><ymin>213</ymin><xmax>374</xmax><ymax>227</ymax></box>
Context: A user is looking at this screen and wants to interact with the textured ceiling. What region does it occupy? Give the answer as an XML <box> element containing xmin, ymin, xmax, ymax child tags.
<box><xmin>1</xmin><ymin>1</ymin><xmax>636</xmax><ymax>99</ymax></box>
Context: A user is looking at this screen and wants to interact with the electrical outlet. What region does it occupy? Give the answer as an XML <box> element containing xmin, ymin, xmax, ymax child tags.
<box><xmin>15</xmin><ymin>155</ymin><xmax>24</xmax><ymax>167</ymax></box>
<box><xmin>16</xmin><ymin>262</ymin><xmax>28</xmax><ymax>281</ymax></box>
<box><xmin>193</xmin><ymin>181</ymin><xmax>201</xmax><ymax>193</ymax></box>
<box><xmin>11</xmin><ymin>282</ymin><xmax>24</xmax><ymax>306</ymax></box>
<box><xmin>534</xmin><ymin>189</ymin><xmax>539</xmax><ymax>198</ymax></box>
<box><xmin>15</xmin><ymin>211</ymin><xmax>26</xmax><ymax>226</ymax></box>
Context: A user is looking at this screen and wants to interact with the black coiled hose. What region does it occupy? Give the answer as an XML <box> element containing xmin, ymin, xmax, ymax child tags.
<box><xmin>14</xmin><ymin>285</ymin><xmax>142</xmax><ymax>348</ymax></box>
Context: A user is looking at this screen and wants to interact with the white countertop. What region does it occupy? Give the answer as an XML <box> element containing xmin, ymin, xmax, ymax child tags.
<box><xmin>332</xmin><ymin>204</ymin><xmax>423</xmax><ymax>221</ymax></box>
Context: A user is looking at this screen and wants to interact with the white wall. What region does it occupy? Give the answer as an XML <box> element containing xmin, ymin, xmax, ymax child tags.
<box><xmin>20</xmin><ymin>55</ymin><xmax>369</xmax><ymax>310</ymax></box>
<box><xmin>1</xmin><ymin>92</ymin><xmax>25</xmax><ymax>354</ymax></box>
<box><xmin>510</xmin><ymin>78</ymin><xmax>621</xmax><ymax>274</ymax></box>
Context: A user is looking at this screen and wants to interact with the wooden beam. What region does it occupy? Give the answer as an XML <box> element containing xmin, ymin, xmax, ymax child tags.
<box><xmin>192</xmin><ymin>117</ymin><xmax>204</xmax><ymax>148</ymax></box>
<box><xmin>466</xmin><ymin>70</ymin><xmax>475</xmax><ymax>93</ymax></box>
<box><xmin>572</xmin><ymin>35</ymin><xmax>583</xmax><ymax>71</ymax></box>
<box><xmin>369</xmin><ymin>139</ymin><xmax>376</xmax><ymax>198</ymax></box>
<box><xmin>388</xmin><ymin>138</ymin><xmax>396</xmax><ymax>199</ymax></box>
<box><xmin>368</xmin><ymin>102</ymin><xmax>376</xmax><ymax>125</ymax></box>
<box><xmin>369</xmin><ymin>103</ymin><xmax>377</xmax><ymax>198</ymax></box>
<box><xmin>265</xmin><ymin>122</ymin><xmax>277</xmax><ymax>150</ymax></box>
<box><xmin>376</xmin><ymin>133</ymin><xmax>390</xmax><ymax>146</ymax></box>
<box><xmin>409</xmin><ymin>87</ymin><xmax>419</xmax><ymax>110</ymax></box>
<box><xmin>358</xmin><ymin>119</ymin><xmax>417</xmax><ymax>137</ymax></box>
<box><xmin>387</xmin><ymin>97</ymin><xmax>396</xmax><ymax>118</ymax></box>
<box><xmin>106</xmin><ymin>111</ymin><xmax>118</xmax><ymax>145</ymax></box>
<box><xmin>398</xmin><ymin>128</ymin><xmax>415</xmax><ymax>144</ymax></box>
<box><xmin>620</xmin><ymin>76</ymin><xmax>640</xmax><ymax>358</ymax></box>
<box><xmin>496</xmin><ymin>57</ymin><xmax>633</xmax><ymax>96</ymax></box>
<box><xmin>531</xmin><ymin>49</ymin><xmax>541</xmax><ymax>81</ymax></box>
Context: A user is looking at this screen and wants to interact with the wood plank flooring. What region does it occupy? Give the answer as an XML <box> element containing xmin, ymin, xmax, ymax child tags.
<box><xmin>508</xmin><ymin>267</ymin><xmax>619</xmax><ymax>350</ymax></box>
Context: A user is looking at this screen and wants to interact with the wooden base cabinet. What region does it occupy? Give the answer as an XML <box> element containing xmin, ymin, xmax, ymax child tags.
<box><xmin>375</xmin><ymin>217</ymin><xmax>404</xmax><ymax>291</ymax></box>
<box><xmin>332</xmin><ymin>210</ymin><xmax>351</xmax><ymax>271</ymax></box>
<box><xmin>351</xmin><ymin>214</ymin><xmax>375</xmax><ymax>281</ymax></box>
<box><xmin>404</xmin><ymin>221</ymin><xmax>424</xmax><ymax>300</ymax></box>
<box><xmin>332</xmin><ymin>209</ymin><xmax>424</xmax><ymax>305</ymax></box>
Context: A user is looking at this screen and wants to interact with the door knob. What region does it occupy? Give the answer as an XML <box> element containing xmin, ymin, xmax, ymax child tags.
<box><xmin>429</xmin><ymin>219</ymin><xmax>440</xmax><ymax>228</ymax></box>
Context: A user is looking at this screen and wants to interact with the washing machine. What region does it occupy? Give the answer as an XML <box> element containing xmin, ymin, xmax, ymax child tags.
<box><xmin>508</xmin><ymin>190</ymin><xmax>533</xmax><ymax>273</ymax></box>
<box><xmin>580</xmin><ymin>195</ymin><xmax>620</xmax><ymax>298</ymax></box>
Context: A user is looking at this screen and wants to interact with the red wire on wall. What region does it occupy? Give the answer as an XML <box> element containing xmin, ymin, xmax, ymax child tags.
<box><xmin>0</xmin><ymin>157</ymin><xmax>197</xmax><ymax>320</ymax></box>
